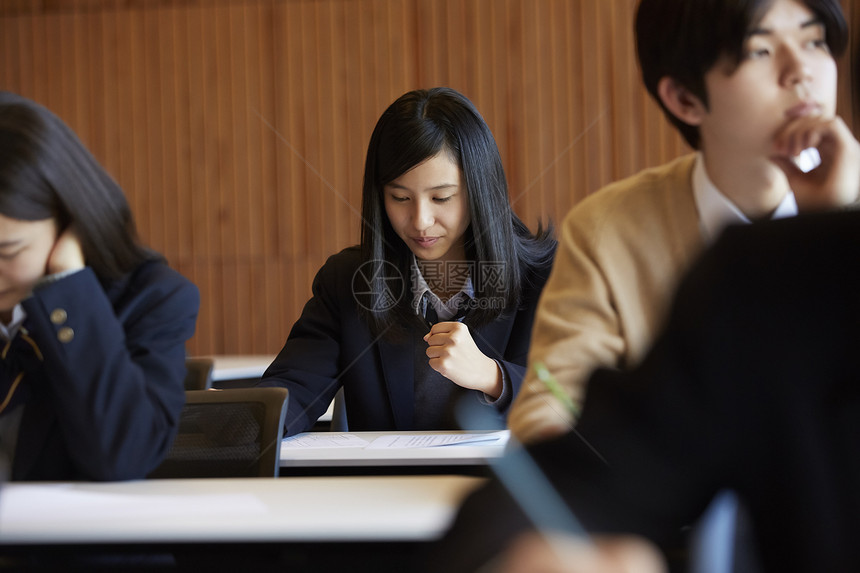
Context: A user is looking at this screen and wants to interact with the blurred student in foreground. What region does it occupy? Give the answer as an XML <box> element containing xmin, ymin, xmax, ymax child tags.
<box><xmin>440</xmin><ymin>208</ymin><xmax>860</xmax><ymax>572</ymax></box>
<box><xmin>0</xmin><ymin>92</ymin><xmax>199</xmax><ymax>481</ymax></box>
<box><xmin>509</xmin><ymin>0</ymin><xmax>860</xmax><ymax>444</ymax></box>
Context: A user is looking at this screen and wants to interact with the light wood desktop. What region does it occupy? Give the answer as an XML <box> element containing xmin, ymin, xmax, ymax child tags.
<box><xmin>0</xmin><ymin>476</ymin><xmax>483</xmax><ymax>546</ymax></box>
<box><xmin>207</xmin><ymin>354</ymin><xmax>274</xmax><ymax>384</ymax></box>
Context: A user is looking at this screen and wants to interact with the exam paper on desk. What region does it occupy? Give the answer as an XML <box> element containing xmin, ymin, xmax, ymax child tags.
<box><xmin>280</xmin><ymin>433</ymin><xmax>371</xmax><ymax>449</ymax></box>
<box><xmin>366</xmin><ymin>432</ymin><xmax>509</xmax><ymax>449</ymax></box>
<box><xmin>280</xmin><ymin>431</ymin><xmax>510</xmax><ymax>450</ymax></box>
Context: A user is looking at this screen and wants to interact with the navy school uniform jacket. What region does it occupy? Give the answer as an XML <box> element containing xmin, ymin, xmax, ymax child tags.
<box><xmin>259</xmin><ymin>246</ymin><xmax>553</xmax><ymax>436</ymax></box>
<box><xmin>4</xmin><ymin>260</ymin><xmax>199</xmax><ymax>481</ymax></box>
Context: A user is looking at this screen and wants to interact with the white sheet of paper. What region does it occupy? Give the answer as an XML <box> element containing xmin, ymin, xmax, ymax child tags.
<box><xmin>366</xmin><ymin>431</ymin><xmax>509</xmax><ymax>449</ymax></box>
<box><xmin>794</xmin><ymin>147</ymin><xmax>821</xmax><ymax>173</ymax></box>
<box><xmin>280</xmin><ymin>433</ymin><xmax>370</xmax><ymax>449</ymax></box>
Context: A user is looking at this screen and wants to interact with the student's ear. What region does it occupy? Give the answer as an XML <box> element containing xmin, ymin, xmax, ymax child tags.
<box><xmin>657</xmin><ymin>77</ymin><xmax>707</xmax><ymax>126</ymax></box>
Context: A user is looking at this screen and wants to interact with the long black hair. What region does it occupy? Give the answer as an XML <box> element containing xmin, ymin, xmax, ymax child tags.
<box><xmin>0</xmin><ymin>92</ymin><xmax>152</xmax><ymax>280</ymax></box>
<box><xmin>359</xmin><ymin>87</ymin><xmax>555</xmax><ymax>337</ymax></box>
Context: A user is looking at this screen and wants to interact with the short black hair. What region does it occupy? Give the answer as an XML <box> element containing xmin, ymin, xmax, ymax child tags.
<box><xmin>359</xmin><ymin>88</ymin><xmax>555</xmax><ymax>338</ymax></box>
<box><xmin>636</xmin><ymin>0</ymin><xmax>847</xmax><ymax>148</ymax></box>
<box><xmin>0</xmin><ymin>92</ymin><xmax>152</xmax><ymax>280</ymax></box>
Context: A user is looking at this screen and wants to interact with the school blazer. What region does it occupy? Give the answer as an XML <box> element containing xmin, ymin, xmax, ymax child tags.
<box><xmin>260</xmin><ymin>246</ymin><xmax>553</xmax><ymax>436</ymax></box>
<box><xmin>7</xmin><ymin>260</ymin><xmax>199</xmax><ymax>481</ymax></box>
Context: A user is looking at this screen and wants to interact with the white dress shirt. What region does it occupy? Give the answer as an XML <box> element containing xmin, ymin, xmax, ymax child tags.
<box><xmin>692</xmin><ymin>152</ymin><xmax>798</xmax><ymax>244</ymax></box>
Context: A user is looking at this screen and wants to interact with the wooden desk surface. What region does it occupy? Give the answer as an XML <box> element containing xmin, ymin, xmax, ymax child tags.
<box><xmin>0</xmin><ymin>475</ymin><xmax>484</xmax><ymax>545</ymax></box>
<box><xmin>205</xmin><ymin>354</ymin><xmax>275</xmax><ymax>382</ymax></box>
<box><xmin>203</xmin><ymin>354</ymin><xmax>336</xmax><ymax>423</ymax></box>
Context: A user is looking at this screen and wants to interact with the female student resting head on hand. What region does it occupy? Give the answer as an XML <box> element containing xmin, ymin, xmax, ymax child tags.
<box><xmin>260</xmin><ymin>87</ymin><xmax>556</xmax><ymax>435</ymax></box>
<box><xmin>0</xmin><ymin>92</ymin><xmax>199</xmax><ymax>481</ymax></box>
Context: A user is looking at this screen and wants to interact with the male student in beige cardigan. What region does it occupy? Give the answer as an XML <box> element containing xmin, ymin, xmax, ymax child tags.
<box><xmin>509</xmin><ymin>0</ymin><xmax>860</xmax><ymax>444</ymax></box>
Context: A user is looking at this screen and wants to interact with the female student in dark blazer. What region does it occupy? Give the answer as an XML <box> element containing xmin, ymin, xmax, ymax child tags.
<box><xmin>261</xmin><ymin>87</ymin><xmax>556</xmax><ymax>435</ymax></box>
<box><xmin>0</xmin><ymin>92</ymin><xmax>199</xmax><ymax>481</ymax></box>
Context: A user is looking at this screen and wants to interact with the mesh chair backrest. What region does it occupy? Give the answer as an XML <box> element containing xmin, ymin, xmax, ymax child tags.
<box><xmin>149</xmin><ymin>388</ymin><xmax>288</xmax><ymax>479</ymax></box>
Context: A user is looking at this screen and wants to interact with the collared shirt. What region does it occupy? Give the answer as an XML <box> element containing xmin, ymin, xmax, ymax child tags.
<box><xmin>692</xmin><ymin>152</ymin><xmax>798</xmax><ymax>244</ymax></box>
<box><xmin>410</xmin><ymin>256</ymin><xmax>475</xmax><ymax>322</ymax></box>
<box><xmin>0</xmin><ymin>304</ymin><xmax>26</xmax><ymax>342</ymax></box>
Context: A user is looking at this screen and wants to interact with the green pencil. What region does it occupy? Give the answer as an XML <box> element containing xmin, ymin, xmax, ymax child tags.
<box><xmin>533</xmin><ymin>362</ymin><xmax>580</xmax><ymax>418</ymax></box>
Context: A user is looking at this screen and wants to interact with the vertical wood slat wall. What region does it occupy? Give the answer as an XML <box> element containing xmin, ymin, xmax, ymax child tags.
<box><xmin>0</xmin><ymin>0</ymin><xmax>855</xmax><ymax>356</ymax></box>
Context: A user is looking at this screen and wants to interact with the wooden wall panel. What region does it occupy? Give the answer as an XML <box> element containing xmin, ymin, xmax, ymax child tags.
<box><xmin>0</xmin><ymin>0</ymin><xmax>855</xmax><ymax>356</ymax></box>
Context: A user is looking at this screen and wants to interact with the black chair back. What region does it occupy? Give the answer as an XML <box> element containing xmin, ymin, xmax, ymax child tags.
<box><xmin>149</xmin><ymin>388</ymin><xmax>288</xmax><ymax>478</ymax></box>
